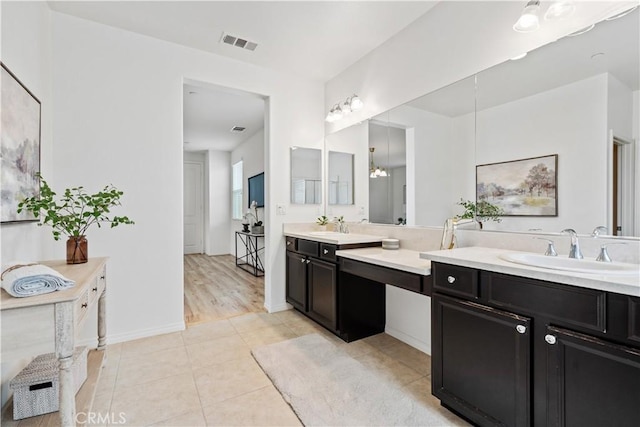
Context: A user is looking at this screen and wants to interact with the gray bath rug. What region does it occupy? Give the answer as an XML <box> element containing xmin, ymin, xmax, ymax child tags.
<box><xmin>251</xmin><ymin>333</ymin><xmax>466</xmax><ymax>426</ymax></box>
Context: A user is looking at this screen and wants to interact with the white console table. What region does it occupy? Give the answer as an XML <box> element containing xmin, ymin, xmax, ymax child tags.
<box><xmin>1</xmin><ymin>257</ymin><xmax>108</xmax><ymax>426</ymax></box>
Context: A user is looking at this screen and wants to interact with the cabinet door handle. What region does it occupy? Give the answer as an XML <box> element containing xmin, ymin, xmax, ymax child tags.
<box><xmin>516</xmin><ymin>325</ymin><xmax>526</xmax><ymax>334</ymax></box>
<box><xmin>323</xmin><ymin>249</ymin><xmax>329</xmax><ymax>255</ymax></box>
<box><xmin>447</xmin><ymin>276</ymin><xmax>456</xmax><ymax>284</ymax></box>
<box><xmin>306</xmin><ymin>259</ymin><xmax>311</xmax><ymax>264</ymax></box>
<box><xmin>545</xmin><ymin>334</ymin><xmax>557</xmax><ymax>345</ymax></box>
<box><xmin>81</xmin><ymin>302</ymin><xmax>88</xmax><ymax>309</ymax></box>
<box><xmin>300</xmin><ymin>258</ymin><xmax>306</xmax><ymax>263</ymax></box>
<box><xmin>287</xmin><ymin>241</ymin><xmax>291</xmax><ymax>246</ymax></box>
<box><xmin>92</xmin><ymin>287</ymin><xmax>98</xmax><ymax>292</ymax></box>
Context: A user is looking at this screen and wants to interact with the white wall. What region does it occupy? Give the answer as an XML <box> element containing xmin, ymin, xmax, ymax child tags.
<box><xmin>0</xmin><ymin>0</ymin><xmax>55</xmax><ymax>407</ymax></box>
<box><xmin>475</xmin><ymin>75</ymin><xmax>608</xmax><ymax>233</ymax></box>
<box><xmin>50</xmin><ymin>11</ymin><xmax>324</xmax><ymax>343</ymax></box>
<box><xmin>204</xmin><ymin>150</ymin><xmax>231</xmax><ymax>255</ymax></box>
<box><xmin>230</xmin><ymin>128</ymin><xmax>265</xmax><ymax>252</ymax></box>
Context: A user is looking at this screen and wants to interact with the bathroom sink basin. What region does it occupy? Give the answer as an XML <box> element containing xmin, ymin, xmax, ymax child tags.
<box><xmin>500</xmin><ymin>253</ymin><xmax>640</xmax><ymax>276</ymax></box>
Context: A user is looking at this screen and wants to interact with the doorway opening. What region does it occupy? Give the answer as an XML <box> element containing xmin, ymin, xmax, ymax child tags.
<box><xmin>182</xmin><ymin>79</ymin><xmax>267</xmax><ymax>325</ymax></box>
<box><xmin>611</xmin><ymin>135</ymin><xmax>635</xmax><ymax>236</ymax></box>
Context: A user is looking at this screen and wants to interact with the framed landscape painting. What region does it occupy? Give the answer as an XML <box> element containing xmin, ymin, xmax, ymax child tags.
<box><xmin>1</xmin><ymin>63</ymin><xmax>41</xmax><ymax>223</ymax></box>
<box><xmin>476</xmin><ymin>154</ymin><xmax>557</xmax><ymax>216</ymax></box>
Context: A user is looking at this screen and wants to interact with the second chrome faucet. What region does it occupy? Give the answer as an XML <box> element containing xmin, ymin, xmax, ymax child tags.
<box><xmin>561</xmin><ymin>229</ymin><xmax>583</xmax><ymax>259</ymax></box>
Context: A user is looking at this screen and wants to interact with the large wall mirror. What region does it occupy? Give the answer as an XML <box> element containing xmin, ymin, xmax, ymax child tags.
<box><xmin>328</xmin><ymin>151</ymin><xmax>354</xmax><ymax>205</ymax></box>
<box><xmin>291</xmin><ymin>147</ymin><xmax>322</xmax><ymax>204</ymax></box>
<box><xmin>326</xmin><ymin>7</ymin><xmax>639</xmax><ymax>237</ymax></box>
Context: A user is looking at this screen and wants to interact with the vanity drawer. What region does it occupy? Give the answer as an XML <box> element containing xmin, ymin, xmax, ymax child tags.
<box><xmin>341</xmin><ymin>258</ymin><xmax>422</xmax><ymax>293</ymax></box>
<box><xmin>285</xmin><ymin>236</ymin><xmax>297</xmax><ymax>252</ymax></box>
<box><xmin>297</xmin><ymin>239</ymin><xmax>319</xmax><ymax>257</ymax></box>
<box><xmin>433</xmin><ymin>263</ymin><xmax>478</xmax><ymax>299</ymax></box>
<box><xmin>320</xmin><ymin>243</ymin><xmax>337</xmax><ymax>262</ymax></box>
<box><xmin>484</xmin><ymin>272</ymin><xmax>606</xmax><ymax>332</ymax></box>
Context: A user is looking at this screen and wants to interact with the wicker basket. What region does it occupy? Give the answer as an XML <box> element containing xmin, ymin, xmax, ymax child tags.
<box><xmin>9</xmin><ymin>347</ymin><xmax>88</xmax><ymax>420</ymax></box>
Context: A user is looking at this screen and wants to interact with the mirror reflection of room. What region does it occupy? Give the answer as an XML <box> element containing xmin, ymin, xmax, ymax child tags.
<box><xmin>328</xmin><ymin>151</ymin><xmax>354</xmax><ymax>205</ymax></box>
<box><xmin>368</xmin><ymin>120</ymin><xmax>407</xmax><ymax>224</ymax></box>
<box><xmin>290</xmin><ymin>147</ymin><xmax>322</xmax><ymax>205</ymax></box>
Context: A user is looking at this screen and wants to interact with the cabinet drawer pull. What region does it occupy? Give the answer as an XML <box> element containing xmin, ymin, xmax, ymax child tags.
<box><xmin>100</xmin><ymin>275</ymin><xmax>105</xmax><ymax>280</ymax></box>
<box><xmin>447</xmin><ymin>276</ymin><xmax>456</xmax><ymax>284</ymax></box>
<box><xmin>516</xmin><ymin>325</ymin><xmax>526</xmax><ymax>334</ymax></box>
<box><xmin>306</xmin><ymin>259</ymin><xmax>311</xmax><ymax>264</ymax></box>
<box><xmin>287</xmin><ymin>241</ymin><xmax>291</xmax><ymax>246</ymax></box>
<box><xmin>545</xmin><ymin>334</ymin><xmax>557</xmax><ymax>345</ymax></box>
<box><xmin>323</xmin><ymin>249</ymin><xmax>329</xmax><ymax>255</ymax></box>
<box><xmin>92</xmin><ymin>287</ymin><xmax>98</xmax><ymax>292</ymax></box>
<box><xmin>300</xmin><ymin>258</ymin><xmax>306</xmax><ymax>263</ymax></box>
<box><xmin>81</xmin><ymin>302</ymin><xmax>88</xmax><ymax>309</ymax></box>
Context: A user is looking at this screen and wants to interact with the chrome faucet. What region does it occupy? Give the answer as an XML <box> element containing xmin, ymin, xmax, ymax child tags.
<box><xmin>561</xmin><ymin>229</ymin><xmax>583</xmax><ymax>259</ymax></box>
<box><xmin>534</xmin><ymin>237</ymin><xmax>557</xmax><ymax>256</ymax></box>
<box><xmin>596</xmin><ymin>242</ymin><xmax>627</xmax><ymax>262</ymax></box>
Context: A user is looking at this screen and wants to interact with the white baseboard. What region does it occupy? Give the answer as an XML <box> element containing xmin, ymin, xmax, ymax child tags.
<box><xmin>385</xmin><ymin>326</ymin><xmax>431</xmax><ymax>355</ymax></box>
<box><xmin>265</xmin><ymin>301</ymin><xmax>291</xmax><ymax>313</ymax></box>
<box><xmin>83</xmin><ymin>321</ymin><xmax>186</xmax><ymax>346</ymax></box>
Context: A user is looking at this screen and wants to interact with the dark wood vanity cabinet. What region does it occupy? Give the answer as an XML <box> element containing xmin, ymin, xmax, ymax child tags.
<box><xmin>431</xmin><ymin>262</ymin><xmax>640</xmax><ymax>427</ymax></box>
<box><xmin>285</xmin><ymin>236</ymin><xmax>380</xmax><ymax>335</ymax></box>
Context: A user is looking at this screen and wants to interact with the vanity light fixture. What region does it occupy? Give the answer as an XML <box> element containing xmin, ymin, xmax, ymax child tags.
<box><xmin>513</xmin><ymin>0</ymin><xmax>541</xmax><ymax>33</ymax></box>
<box><xmin>544</xmin><ymin>1</ymin><xmax>576</xmax><ymax>21</ymax></box>
<box><xmin>325</xmin><ymin>95</ymin><xmax>364</xmax><ymax>123</ymax></box>
<box><xmin>369</xmin><ymin>147</ymin><xmax>387</xmax><ymax>178</ymax></box>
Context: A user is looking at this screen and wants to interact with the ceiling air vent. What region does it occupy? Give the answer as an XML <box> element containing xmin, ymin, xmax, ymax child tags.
<box><xmin>220</xmin><ymin>32</ymin><xmax>258</xmax><ymax>51</ymax></box>
<box><xmin>230</xmin><ymin>126</ymin><xmax>246</xmax><ymax>133</ymax></box>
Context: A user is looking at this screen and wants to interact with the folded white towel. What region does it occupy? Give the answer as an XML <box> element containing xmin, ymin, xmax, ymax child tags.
<box><xmin>1</xmin><ymin>263</ymin><xmax>75</xmax><ymax>298</ymax></box>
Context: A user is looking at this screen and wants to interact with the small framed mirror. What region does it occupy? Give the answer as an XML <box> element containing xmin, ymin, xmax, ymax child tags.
<box><xmin>328</xmin><ymin>151</ymin><xmax>354</xmax><ymax>205</ymax></box>
<box><xmin>290</xmin><ymin>147</ymin><xmax>322</xmax><ymax>204</ymax></box>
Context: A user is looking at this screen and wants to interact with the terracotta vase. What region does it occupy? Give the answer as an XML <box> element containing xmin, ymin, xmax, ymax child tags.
<box><xmin>66</xmin><ymin>236</ymin><xmax>88</xmax><ymax>264</ymax></box>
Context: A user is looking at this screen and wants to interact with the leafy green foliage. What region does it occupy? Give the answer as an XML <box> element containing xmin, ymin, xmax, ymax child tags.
<box><xmin>17</xmin><ymin>174</ymin><xmax>134</xmax><ymax>240</ymax></box>
<box><xmin>456</xmin><ymin>198</ymin><xmax>503</xmax><ymax>223</ymax></box>
<box><xmin>316</xmin><ymin>215</ymin><xmax>329</xmax><ymax>226</ymax></box>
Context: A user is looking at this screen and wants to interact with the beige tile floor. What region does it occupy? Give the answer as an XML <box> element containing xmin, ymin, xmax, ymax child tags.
<box><xmin>7</xmin><ymin>310</ymin><xmax>467</xmax><ymax>426</ymax></box>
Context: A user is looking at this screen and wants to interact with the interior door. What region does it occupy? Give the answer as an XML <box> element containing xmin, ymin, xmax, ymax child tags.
<box><xmin>184</xmin><ymin>161</ymin><xmax>204</xmax><ymax>254</ymax></box>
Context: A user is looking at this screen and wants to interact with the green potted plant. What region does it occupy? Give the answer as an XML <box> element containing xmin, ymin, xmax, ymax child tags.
<box><xmin>17</xmin><ymin>174</ymin><xmax>134</xmax><ymax>264</ymax></box>
<box><xmin>316</xmin><ymin>215</ymin><xmax>330</xmax><ymax>230</ymax></box>
<box><xmin>456</xmin><ymin>198</ymin><xmax>503</xmax><ymax>229</ymax></box>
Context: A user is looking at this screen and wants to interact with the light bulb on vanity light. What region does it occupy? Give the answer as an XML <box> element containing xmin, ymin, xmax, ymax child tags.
<box><xmin>349</xmin><ymin>95</ymin><xmax>364</xmax><ymax>111</ymax></box>
<box><xmin>513</xmin><ymin>0</ymin><xmax>541</xmax><ymax>33</ymax></box>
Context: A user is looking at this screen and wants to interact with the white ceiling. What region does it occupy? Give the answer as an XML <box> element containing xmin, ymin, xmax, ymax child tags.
<box><xmin>48</xmin><ymin>1</ymin><xmax>438</xmax><ymax>82</ymax></box>
<box><xmin>182</xmin><ymin>83</ymin><xmax>265</xmax><ymax>152</ymax></box>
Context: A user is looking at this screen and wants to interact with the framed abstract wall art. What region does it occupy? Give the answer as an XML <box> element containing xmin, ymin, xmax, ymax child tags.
<box><xmin>476</xmin><ymin>154</ymin><xmax>558</xmax><ymax>216</ymax></box>
<box><xmin>1</xmin><ymin>62</ymin><xmax>41</xmax><ymax>223</ymax></box>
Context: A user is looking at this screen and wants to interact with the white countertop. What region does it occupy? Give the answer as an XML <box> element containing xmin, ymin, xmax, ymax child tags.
<box><xmin>336</xmin><ymin>247</ymin><xmax>431</xmax><ymax>276</ymax></box>
<box><xmin>285</xmin><ymin>231</ymin><xmax>385</xmax><ymax>245</ymax></box>
<box><xmin>420</xmin><ymin>247</ymin><xmax>640</xmax><ymax>297</ymax></box>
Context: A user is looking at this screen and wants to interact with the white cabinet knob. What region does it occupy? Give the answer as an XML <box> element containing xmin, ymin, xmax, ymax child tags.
<box><xmin>306</xmin><ymin>259</ymin><xmax>311</xmax><ymax>264</ymax></box>
<box><xmin>516</xmin><ymin>325</ymin><xmax>526</xmax><ymax>334</ymax></box>
<box><xmin>447</xmin><ymin>276</ymin><xmax>456</xmax><ymax>284</ymax></box>
<box><xmin>545</xmin><ymin>334</ymin><xmax>557</xmax><ymax>345</ymax></box>
<box><xmin>323</xmin><ymin>249</ymin><xmax>329</xmax><ymax>255</ymax></box>
<box><xmin>300</xmin><ymin>258</ymin><xmax>305</xmax><ymax>263</ymax></box>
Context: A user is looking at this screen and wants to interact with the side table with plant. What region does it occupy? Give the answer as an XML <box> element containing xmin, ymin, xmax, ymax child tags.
<box><xmin>17</xmin><ymin>174</ymin><xmax>134</xmax><ymax>264</ymax></box>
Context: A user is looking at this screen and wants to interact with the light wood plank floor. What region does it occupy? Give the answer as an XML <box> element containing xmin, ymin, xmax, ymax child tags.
<box><xmin>184</xmin><ymin>254</ymin><xmax>265</xmax><ymax>326</ymax></box>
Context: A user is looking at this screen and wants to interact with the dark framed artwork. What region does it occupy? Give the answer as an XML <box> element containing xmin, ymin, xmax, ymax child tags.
<box><xmin>248</xmin><ymin>172</ymin><xmax>265</xmax><ymax>208</ymax></box>
<box><xmin>1</xmin><ymin>62</ymin><xmax>41</xmax><ymax>223</ymax></box>
<box><xmin>476</xmin><ymin>154</ymin><xmax>558</xmax><ymax>216</ymax></box>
